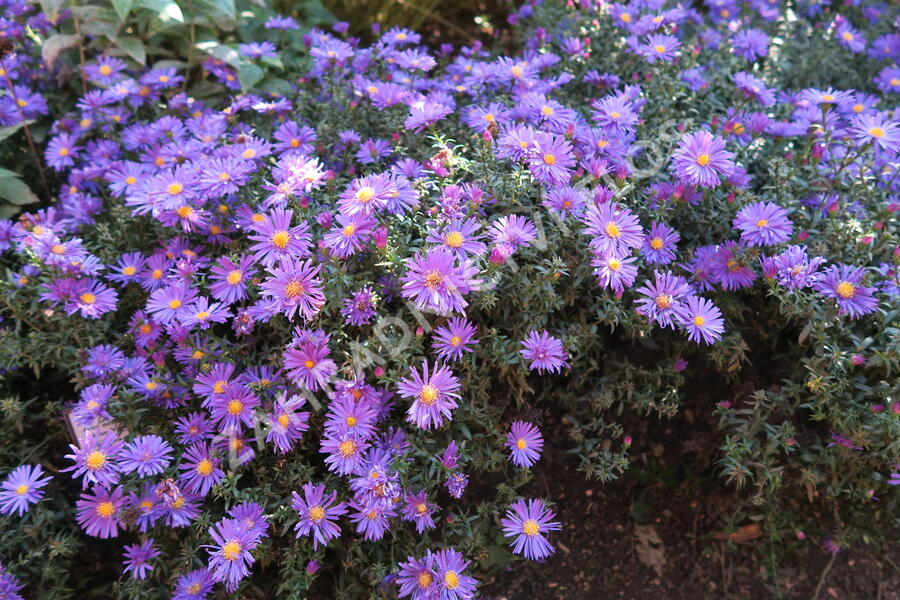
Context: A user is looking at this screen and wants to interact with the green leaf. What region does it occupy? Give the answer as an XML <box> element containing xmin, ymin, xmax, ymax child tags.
<box><xmin>0</xmin><ymin>121</ymin><xmax>33</xmax><ymax>143</ymax></box>
<box><xmin>0</xmin><ymin>176</ymin><xmax>39</xmax><ymax>206</ymax></box>
<box><xmin>195</xmin><ymin>0</ymin><xmax>235</xmax><ymax>21</ymax></box>
<box><xmin>41</xmin><ymin>34</ymin><xmax>82</xmax><ymax>69</ymax></box>
<box><xmin>138</xmin><ymin>0</ymin><xmax>184</xmax><ymax>23</ymax></box>
<box><xmin>115</xmin><ymin>35</ymin><xmax>146</xmax><ymax>65</ymax></box>
<box><xmin>195</xmin><ymin>40</ymin><xmax>240</xmax><ymax>68</ymax></box>
<box><xmin>237</xmin><ymin>63</ymin><xmax>263</xmax><ymax>90</ymax></box>
<box><xmin>39</xmin><ymin>0</ymin><xmax>66</xmax><ymax>22</ymax></box>
<box><xmin>111</xmin><ymin>0</ymin><xmax>134</xmax><ymax>21</ymax></box>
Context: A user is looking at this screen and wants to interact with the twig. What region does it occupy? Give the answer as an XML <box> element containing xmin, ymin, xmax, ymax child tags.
<box><xmin>71</xmin><ymin>13</ymin><xmax>88</xmax><ymax>97</ymax></box>
<box><xmin>812</xmin><ymin>552</ymin><xmax>837</xmax><ymax>600</ymax></box>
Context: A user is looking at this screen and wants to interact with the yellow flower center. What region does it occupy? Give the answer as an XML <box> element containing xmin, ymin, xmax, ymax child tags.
<box><xmin>59</xmin><ymin>147</ymin><xmax>69</xmax><ymax>157</ymax></box>
<box><xmin>696</xmin><ymin>154</ymin><xmax>710</xmax><ymax>167</ymax></box>
<box><xmin>271</xmin><ymin>231</ymin><xmax>290</xmax><ymax>249</ymax></box>
<box><xmin>541</xmin><ymin>105</ymin><xmax>554</xmax><ymax>116</ymax></box>
<box><xmin>693</xmin><ymin>315</ymin><xmax>705</xmax><ymax>326</ymax></box>
<box><xmin>99</xmin><ymin>64</ymin><xmax>112</xmax><ymax>75</ymax></box>
<box><xmin>419</xmin><ymin>384</ymin><xmax>438</xmax><ymax>405</ymax></box>
<box><xmin>522</xmin><ymin>519</ymin><xmax>540</xmax><ymax>536</ymax></box>
<box><xmin>543</xmin><ymin>153</ymin><xmax>556</xmax><ymax>165</ymax></box>
<box><xmin>308</xmin><ymin>505</ymin><xmax>325</xmax><ymax>522</ymax></box>
<box><xmin>176</xmin><ymin>206</ymin><xmax>193</xmax><ymax>218</ymax></box>
<box><xmin>16</xmin><ymin>484</ymin><xmax>28</xmax><ymax>495</ymax></box>
<box><xmin>342</xmin><ymin>224</ymin><xmax>356</xmax><ymax>237</ymax></box>
<box><xmin>80</xmin><ymin>293</ymin><xmax>96</xmax><ymax>304</ymax></box>
<box><xmin>226</xmin><ymin>270</ymin><xmax>242</xmax><ymax>285</ymax></box>
<box><xmin>869</xmin><ymin>127</ymin><xmax>885</xmax><ymax>138</ymax></box>
<box><xmin>227</xmin><ymin>400</ymin><xmax>243</xmax><ymax>415</ymax></box>
<box><xmin>853</xmin><ymin>104</ymin><xmax>864</xmax><ymax>113</ymax></box>
<box><xmin>222</xmin><ymin>540</ymin><xmax>242</xmax><ymax>561</ymax></box>
<box><xmin>450</xmin><ymin>336</ymin><xmax>462</xmax><ymax>347</ymax></box>
<box><xmin>842</xmin><ymin>32</ymin><xmax>853</xmax><ymax>41</ymax></box>
<box><xmin>122</xmin><ymin>265</ymin><xmax>137</xmax><ymax>276</ymax></box>
<box><xmin>445</xmin><ymin>231</ymin><xmax>464</xmax><ymax>248</ymax></box>
<box><xmin>242</xmin><ymin>148</ymin><xmax>256</xmax><ymax>159</ymax></box>
<box><xmin>417</xmin><ymin>571</ymin><xmax>433</xmax><ymax>589</ymax></box>
<box><xmin>511</xmin><ymin>65</ymin><xmax>524</xmax><ymax>78</ymax></box>
<box><xmin>655</xmin><ymin>294</ymin><xmax>671</xmax><ymax>309</ymax></box>
<box><xmin>86</xmin><ymin>450</ymin><xmax>106</xmax><ymax>469</ymax></box>
<box><xmin>167</xmin><ymin>183</ymin><xmax>183</xmax><ymax>196</ymax></box>
<box><xmin>346</xmin><ymin>416</ymin><xmax>358</xmax><ymax>426</ymax></box>
<box><xmin>51</xmin><ymin>244</ymin><xmax>66</xmax><ymax>254</ymax></box>
<box><xmin>192</xmin><ymin>350</ymin><xmax>205</xmax><ymax>360</ymax></box>
<box><xmin>416</xmin><ymin>502</ymin><xmax>428</xmax><ymax>514</ymax></box>
<box><xmin>96</xmin><ymin>501</ymin><xmax>116</xmax><ymax>518</ymax></box>
<box><xmin>621</xmin><ymin>12</ymin><xmax>632</xmax><ymax>22</ymax></box>
<box><xmin>355</xmin><ymin>186</ymin><xmax>375</xmax><ymax>203</ymax></box>
<box><xmin>516</xmin><ymin>438</ymin><xmax>527</xmax><ymax>450</ymax></box>
<box><xmin>444</xmin><ymin>570</ymin><xmax>459</xmax><ymax>590</ymax></box>
<box><xmin>424</xmin><ymin>271</ymin><xmax>443</xmax><ymax>289</ymax></box>
<box><xmin>278</xmin><ymin>414</ymin><xmax>290</xmax><ymax>428</ymax></box>
<box><xmin>197</xmin><ymin>459</ymin><xmax>214</xmax><ymax>476</ymax></box>
<box><xmin>836</xmin><ymin>281</ymin><xmax>855</xmax><ymax>299</ymax></box>
<box><xmin>339</xmin><ymin>439</ymin><xmax>357</xmax><ymax>457</ymax></box>
<box><xmin>650</xmin><ymin>237</ymin><xmax>664</xmax><ymax>250</ymax></box>
<box><xmin>608</xmin><ymin>258</ymin><xmax>621</xmax><ymax>271</ymax></box>
<box><xmin>654</xmin><ymin>45</ymin><xmax>666</xmax><ymax>54</ymax></box>
<box><xmin>284</xmin><ymin>280</ymin><xmax>305</xmax><ymax>299</ymax></box>
<box><xmin>484</xmin><ymin>113</ymin><xmax>496</xmax><ymax>122</ymax></box>
<box><xmin>168</xmin><ymin>299</ymin><xmax>182</xmax><ymax>310</ymax></box>
<box><xmin>304</xmin><ymin>359</ymin><xmax>316</xmax><ymax>369</ymax></box>
<box><xmin>755</xmin><ymin>219</ymin><xmax>768</xmax><ymax>228</ymax></box>
<box><xmin>605</xmin><ymin>222</ymin><xmax>621</xmax><ymax>238</ymax></box>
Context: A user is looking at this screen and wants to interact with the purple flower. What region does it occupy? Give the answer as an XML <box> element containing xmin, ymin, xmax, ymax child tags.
<box><xmin>396</xmin><ymin>551</ymin><xmax>437</xmax><ymax>600</ymax></box>
<box><xmin>490</xmin><ymin>215</ymin><xmax>537</xmax><ymax>258</ymax></box>
<box><xmin>850</xmin><ymin>113</ymin><xmax>900</xmax><ymax>153</ymax></box>
<box><xmin>815</xmin><ymin>265</ymin><xmax>879</xmax><ymax>319</ymax></box>
<box><xmin>672</xmin><ymin>131</ymin><xmax>735</xmax><ymax>188</ymax></box>
<box><xmin>432</xmin><ymin>317</ymin><xmax>478</xmax><ymax>361</ymax></box>
<box><xmin>506</xmin><ymin>421</ymin><xmax>544</xmax><ymax>467</ymax></box>
<box><xmin>119</xmin><ymin>435</ymin><xmax>173</xmax><ymax>478</ymax></box>
<box><xmin>173</xmin><ymin>569</ymin><xmax>214</xmax><ymax>600</ymax></box>
<box><xmin>265</xmin><ymin>393</ymin><xmax>309</xmax><ymax>454</ymax></box>
<box><xmin>292</xmin><ymin>482</ymin><xmax>347</xmax><ymax>549</ymax></box>
<box><xmin>501</xmin><ymin>498</ymin><xmax>562</xmax><ymax>560</ymax></box>
<box><xmin>733</xmin><ymin>201</ymin><xmax>792</xmax><ymax>246</ymax></box>
<box><xmin>581</xmin><ymin>202</ymin><xmax>644</xmax><ymax>256</ymax></box>
<box><xmin>206</xmin><ymin>517</ymin><xmax>259</xmax><ymax>592</ymax></box>
<box><xmin>591</xmin><ymin>251</ymin><xmax>639</xmax><ymax>296</ymax></box>
<box><xmin>178</xmin><ymin>442</ymin><xmax>224</xmax><ymax>496</ymax></box>
<box><xmin>732</xmin><ymin>28</ymin><xmax>769</xmax><ymax>61</ymax></box>
<box><xmin>400</xmin><ymin>246</ymin><xmax>481</xmax><ymax>316</ymax></box>
<box><xmin>325</xmin><ymin>396</ymin><xmax>378</xmax><ymax>439</ymax></box>
<box><xmin>677</xmin><ymin>296</ymin><xmax>725</xmax><ymax>345</ymax></box>
<box><xmin>284</xmin><ymin>340</ymin><xmax>337</xmax><ymax>392</ymax></box>
<box><xmin>434</xmin><ymin>548</ymin><xmax>477</xmax><ymax>599</ymax></box>
<box><xmin>0</xmin><ymin>464</ymin><xmax>51</xmax><ymax>516</ymax></box>
<box><xmin>527</xmin><ymin>132</ymin><xmax>575</xmax><ymax>186</ymax></box>
<box><xmin>640</xmin><ymin>34</ymin><xmax>680</xmax><ymax>63</ymax></box>
<box><xmin>405</xmin><ymin>100</ymin><xmax>452</xmax><ymax>132</ymax></box>
<box><xmin>734</xmin><ymin>72</ymin><xmax>776</xmax><ymax>107</ymax></box>
<box><xmin>520</xmin><ymin>330</ymin><xmax>569</xmax><ymax>374</ymax></box>
<box><xmin>401</xmin><ymin>490</ymin><xmax>437</xmax><ymax>533</ymax></box>
<box><xmin>321</xmin><ymin>432</ymin><xmax>369</xmax><ymax>475</ymax></box>
<box><xmin>398</xmin><ymin>361</ymin><xmax>461</xmax><ymax>430</ymax></box>
<box><xmin>76</xmin><ymin>485</ymin><xmax>126</xmax><ymax>538</ymax></box>
<box><xmin>209</xmin><ymin>255</ymin><xmax>254</xmax><ymax>305</ymax></box>
<box><xmin>123</xmin><ymin>539</ymin><xmax>159</xmax><ymax>580</ymax></box>
<box><xmin>247</xmin><ymin>209</ymin><xmax>312</xmax><ymax>267</ymax></box>
<box><xmin>339</xmin><ymin>174</ymin><xmax>393</xmax><ymax>215</ymax></box>
<box><xmin>770</xmin><ymin>246</ymin><xmax>827</xmax><ymax>289</ymax></box>
<box><xmin>322</xmin><ymin>212</ymin><xmax>377</xmax><ymax>258</ymax></box>
<box><xmin>210</xmin><ymin>385</ymin><xmax>260</xmax><ymax>432</ymax></box>
<box><xmin>342</xmin><ymin>286</ymin><xmax>378</xmax><ymax>326</ymax></box>
<box><xmin>348</xmin><ymin>501</ymin><xmax>396</xmax><ymax>541</ymax></box>
<box><xmin>259</xmin><ymin>257</ymin><xmax>326</xmax><ymax>321</ymax></box>
<box><xmin>63</xmin><ymin>430</ymin><xmax>123</xmax><ymax>489</ymax></box>
<box><xmin>446</xmin><ymin>471</ymin><xmax>469</xmax><ymax>498</ymax></box>
<box><xmin>635</xmin><ymin>270</ymin><xmax>692</xmax><ymax>328</ymax></box>
<box><xmin>641</xmin><ymin>221</ymin><xmax>680</xmax><ymax>264</ymax></box>
<box><xmin>425</xmin><ymin>218</ymin><xmax>487</xmax><ymax>258</ymax></box>
<box><xmin>146</xmin><ymin>282</ymin><xmax>197</xmax><ymax>324</ymax></box>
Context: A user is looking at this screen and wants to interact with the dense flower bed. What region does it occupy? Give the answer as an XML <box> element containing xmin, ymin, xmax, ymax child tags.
<box><xmin>0</xmin><ymin>0</ymin><xmax>898</xmax><ymax>597</ymax></box>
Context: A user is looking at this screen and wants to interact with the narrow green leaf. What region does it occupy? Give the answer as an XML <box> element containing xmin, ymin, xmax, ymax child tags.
<box><xmin>111</xmin><ymin>0</ymin><xmax>134</xmax><ymax>21</ymax></box>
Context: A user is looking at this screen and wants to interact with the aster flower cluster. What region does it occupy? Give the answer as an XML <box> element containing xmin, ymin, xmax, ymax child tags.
<box><xmin>0</xmin><ymin>0</ymin><xmax>897</xmax><ymax>596</ymax></box>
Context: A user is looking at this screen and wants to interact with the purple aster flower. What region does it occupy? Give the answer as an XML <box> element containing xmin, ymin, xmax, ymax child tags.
<box><xmin>247</xmin><ymin>209</ymin><xmax>311</xmax><ymax>267</ymax></box>
<box><xmin>490</xmin><ymin>214</ymin><xmax>537</xmax><ymax>259</ymax></box>
<box><xmin>501</xmin><ymin>498</ymin><xmax>562</xmax><ymax>560</ymax></box>
<box><xmin>76</xmin><ymin>485</ymin><xmax>126</xmax><ymax>538</ymax></box>
<box><xmin>400</xmin><ymin>246</ymin><xmax>481</xmax><ymax>316</ymax></box>
<box><xmin>397</xmin><ymin>360</ymin><xmax>461</xmax><ymax>430</ymax></box>
<box><xmin>641</xmin><ymin>221</ymin><xmax>680</xmax><ymax>264</ymax></box>
<box><xmin>321</xmin><ymin>432</ymin><xmax>369</xmax><ymax>475</ymax></box>
<box><xmin>850</xmin><ymin>113</ymin><xmax>900</xmax><ymax>153</ymax></box>
<box><xmin>180</xmin><ymin>297</ymin><xmax>231</xmax><ymax>329</ymax></box>
<box><xmin>66</xmin><ymin>279</ymin><xmax>119</xmax><ymax>319</ymax></box>
<box><xmin>174</xmin><ymin>412</ymin><xmax>215</xmax><ymax>445</ymax></box>
<box><xmin>172</xmin><ymin>569</ymin><xmax>214</xmax><ymax>600</ymax></box>
<box><xmin>734</xmin><ymin>72</ymin><xmax>776</xmax><ymax>107</ymax></box>
<box><xmin>206</xmin><ymin>517</ymin><xmax>258</xmax><ymax>592</ymax></box>
<box><xmin>45</xmin><ymin>133</ymin><xmax>81</xmax><ymax>170</ymax></box>
<box><xmin>322</xmin><ymin>212</ymin><xmax>377</xmax><ymax>258</ymax></box>
<box><xmin>446</xmin><ymin>471</ymin><xmax>469</xmax><ymax>498</ymax></box>
<box><xmin>339</xmin><ymin>174</ymin><xmax>393</xmax><ymax>215</ymax></box>
<box><xmin>178</xmin><ymin>442</ymin><xmax>224</xmax><ymax>496</ymax></box>
<box><xmin>123</xmin><ymin>539</ymin><xmax>159</xmax><ymax>580</ymax></box>
<box><xmin>146</xmin><ymin>282</ymin><xmax>197</xmax><ymax>324</ymax></box>
<box><xmin>425</xmin><ymin>218</ymin><xmax>487</xmax><ymax>258</ymax></box>
<box><xmin>401</xmin><ymin>490</ymin><xmax>437</xmax><ymax>533</ymax></box>
<box><xmin>210</xmin><ymin>385</ymin><xmax>260</xmax><ymax>432</ymax></box>
<box><xmin>284</xmin><ymin>340</ymin><xmax>337</xmax><ymax>392</ymax></box>
<box><xmin>0</xmin><ymin>563</ymin><xmax>23</xmax><ymax>600</ymax></box>
<box><xmin>591</xmin><ymin>95</ymin><xmax>639</xmax><ymax>136</ymax></box>
<box><xmin>635</xmin><ymin>271</ymin><xmax>692</xmax><ymax>328</ymax></box>
<box><xmin>732</xmin><ymin>28</ymin><xmax>769</xmax><ymax>61</ymax></box>
<box><xmin>506</xmin><ymin>421</ymin><xmax>544</xmax><ymax>468</ymax></box>
<box><xmin>434</xmin><ymin>548</ymin><xmax>477</xmax><ymax>599</ymax></box>
<box><xmin>348</xmin><ymin>500</ymin><xmax>396</xmax><ymax>541</ymax></box>
<box><xmin>640</xmin><ymin>34</ymin><xmax>680</xmax><ymax>63</ymax></box>
<box><xmin>265</xmin><ymin>393</ymin><xmax>310</xmax><ymax>454</ymax></box>
<box><xmin>527</xmin><ymin>132</ymin><xmax>575</xmax><ymax>186</ymax></box>
<box><xmin>404</xmin><ymin>100</ymin><xmax>452</xmax><ymax>132</ymax></box>
<box><xmin>239</xmin><ymin>41</ymin><xmax>277</xmax><ymax>59</ymax></box>
<box><xmin>836</xmin><ymin>21</ymin><xmax>866</xmax><ymax>53</ymax></box>
<box><xmin>709</xmin><ymin>242</ymin><xmax>758</xmax><ymax>290</ymax></box>
<box><xmin>520</xmin><ymin>330</ymin><xmax>569</xmax><ymax>374</ymax></box>
<box><xmin>0</xmin><ymin>464</ymin><xmax>51</xmax><ymax>516</ymax></box>
<box><xmin>83</xmin><ymin>344</ymin><xmax>125</xmax><ymax>378</ymax></box>
<box><xmin>677</xmin><ymin>296</ymin><xmax>725</xmax><ymax>345</ymax></box>
<box><xmin>581</xmin><ymin>202</ymin><xmax>644</xmax><ymax>255</ymax></box>
<box><xmin>770</xmin><ymin>246</ymin><xmax>827</xmax><ymax>290</ymax></box>
<box><xmin>432</xmin><ymin>316</ymin><xmax>478</xmax><ymax>362</ymax></box>
<box><xmin>71</xmin><ymin>383</ymin><xmax>114</xmax><ymax>426</ymax></box>
<box><xmin>396</xmin><ymin>551</ymin><xmax>438</xmax><ymax>600</ymax></box>
<box><xmin>672</xmin><ymin>131</ymin><xmax>735</xmax><ymax>188</ymax></box>
<box><xmin>324</xmin><ymin>396</ymin><xmax>378</xmax><ymax>439</ymax></box>
<box><xmin>544</xmin><ymin>186</ymin><xmax>586</xmax><ymax>218</ymax></box>
<box><xmin>259</xmin><ymin>257</ymin><xmax>326</xmax><ymax>321</ymax></box>
<box><xmin>63</xmin><ymin>430</ymin><xmax>123</xmax><ymax>489</ymax></box>
<box><xmin>119</xmin><ymin>435</ymin><xmax>172</xmax><ymax>478</ymax></box>
<box><xmin>292</xmin><ymin>482</ymin><xmax>347</xmax><ymax>549</ymax></box>
<box><xmin>815</xmin><ymin>265</ymin><xmax>879</xmax><ymax>319</ymax></box>
<box><xmin>342</xmin><ymin>287</ymin><xmax>378</xmax><ymax>326</ymax></box>
<box><xmin>733</xmin><ymin>201</ymin><xmax>792</xmax><ymax>246</ymax></box>
<box><xmin>591</xmin><ymin>251</ymin><xmax>639</xmax><ymax>296</ymax></box>
<box><xmin>441</xmin><ymin>441</ymin><xmax>460</xmax><ymax>469</ymax></box>
<box><xmin>209</xmin><ymin>255</ymin><xmax>254</xmax><ymax>305</ymax></box>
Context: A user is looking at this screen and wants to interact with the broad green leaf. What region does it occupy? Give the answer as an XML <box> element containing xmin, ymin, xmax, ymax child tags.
<box><xmin>0</xmin><ymin>176</ymin><xmax>40</xmax><ymax>206</ymax></box>
<box><xmin>0</xmin><ymin>204</ymin><xmax>20</xmax><ymax>219</ymax></box>
<box><xmin>196</xmin><ymin>0</ymin><xmax>236</xmax><ymax>20</ymax></box>
<box><xmin>237</xmin><ymin>63</ymin><xmax>263</xmax><ymax>90</ymax></box>
<box><xmin>195</xmin><ymin>40</ymin><xmax>240</xmax><ymax>68</ymax></box>
<box><xmin>0</xmin><ymin>121</ymin><xmax>33</xmax><ymax>143</ymax></box>
<box><xmin>41</xmin><ymin>34</ymin><xmax>82</xmax><ymax>68</ymax></box>
<box><xmin>39</xmin><ymin>0</ymin><xmax>66</xmax><ymax>22</ymax></box>
<box><xmin>139</xmin><ymin>0</ymin><xmax>184</xmax><ymax>23</ymax></box>
<box><xmin>115</xmin><ymin>35</ymin><xmax>146</xmax><ymax>65</ymax></box>
<box><xmin>111</xmin><ymin>0</ymin><xmax>134</xmax><ymax>21</ymax></box>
